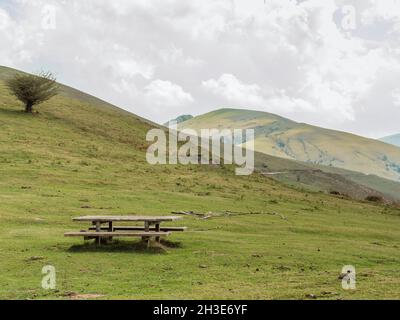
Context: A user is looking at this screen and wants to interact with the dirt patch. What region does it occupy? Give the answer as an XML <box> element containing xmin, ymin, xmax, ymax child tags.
<box><xmin>26</xmin><ymin>256</ymin><xmax>44</xmax><ymax>262</ymax></box>
<box><xmin>63</xmin><ymin>291</ymin><xmax>105</xmax><ymax>300</ymax></box>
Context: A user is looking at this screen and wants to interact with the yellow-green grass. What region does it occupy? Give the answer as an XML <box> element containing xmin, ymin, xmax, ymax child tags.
<box><xmin>0</xmin><ymin>68</ymin><xmax>400</xmax><ymax>299</ymax></box>
<box><xmin>179</xmin><ymin>108</ymin><xmax>400</xmax><ymax>182</ymax></box>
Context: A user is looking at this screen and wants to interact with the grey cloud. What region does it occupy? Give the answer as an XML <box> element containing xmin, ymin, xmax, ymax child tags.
<box><xmin>0</xmin><ymin>0</ymin><xmax>399</xmax><ymax>137</ymax></box>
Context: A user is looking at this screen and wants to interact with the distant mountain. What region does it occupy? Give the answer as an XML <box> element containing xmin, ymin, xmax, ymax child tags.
<box><xmin>164</xmin><ymin>114</ymin><xmax>193</xmax><ymax>126</ymax></box>
<box><xmin>179</xmin><ymin>108</ymin><xmax>400</xmax><ymax>182</ymax></box>
<box><xmin>380</xmin><ymin>134</ymin><xmax>400</xmax><ymax>147</ymax></box>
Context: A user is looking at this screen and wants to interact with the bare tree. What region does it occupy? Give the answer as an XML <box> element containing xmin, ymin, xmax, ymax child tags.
<box><xmin>6</xmin><ymin>71</ymin><xmax>59</xmax><ymax>113</ymax></box>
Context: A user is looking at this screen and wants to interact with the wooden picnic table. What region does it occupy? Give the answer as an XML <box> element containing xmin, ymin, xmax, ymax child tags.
<box><xmin>65</xmin><ymin>215</ymin><xmax>185</xmax><ymax>247</ymax></box>
<box><xmin>73</xmin><ymin>215</ymin><xmax>182</xmax><ymax>223</ymax></box>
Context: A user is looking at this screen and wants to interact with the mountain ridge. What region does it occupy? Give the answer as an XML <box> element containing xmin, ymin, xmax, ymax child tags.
<box><xmin>179</xmin><ymin>108</ymin><xmax>400</xmax><ymax>182</ymax></box>
<box><xmin>380</xmin><ymin>133</ymin><xmax>400</xmax><ymax>147</ymax></box>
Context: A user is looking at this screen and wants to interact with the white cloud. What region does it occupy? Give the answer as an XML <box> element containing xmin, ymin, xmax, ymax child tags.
<box><xmin>361</xmin><ymin>0</ymin><xmax>400</xmax><ymax>25</ymax></box>
<box><xmin>145</xmin><ymin>79</ymin><xmax>193</xmax><ymax>109</ymax></box>
<box><xmin>203</xmin><ymin>74</ymin><xmax>266</xmax><ymax>107</ymax></box>
<box><xmin>392</xmin><ymin>88</ymin><xmax>400</xmax><ymax>106</ymax></box>
<box><xmin>116</xmin><ymin>58</ymin><xmax>154</xmax><ymax>80</ymax></box>
<box><xmin>0</xmin><ymin>0</ymin><xmax>400</xmax><ymax>136</ymax></box>
<box><xmin>0</xmin><ymin>8</ymin><xmax>11</xmax><ymax>30</ymax></box>
<box><xmin>203</xmin><ymin>73</ymin><xmax>314</xmax><ymax>114</ymax></box>
<box><xmin>159</xmin><ymin>45</ymin><xmax>204</xmax><ymax>68</ymax></box>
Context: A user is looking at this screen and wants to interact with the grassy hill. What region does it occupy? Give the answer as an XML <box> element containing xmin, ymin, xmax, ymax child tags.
<box><xmin>254</xmin><ymin>151</ymin><xmax>400</xmax><ymax>203</ymax></box>
<box><xmin>164</xmin><ymin>114</ymin><xmax>193</xmax><ymax>126</ymax></box>
<box><xmin>380</xmin><ymin>134</ymin><xmax>400</xmax><ymax>147</ymax></box>
<box><xmin>1</xmin><ymin>66</ymin><xmax>400</xmax><ymax>299</ymax></box>
<box><xmin>179</xmin><ymin>109</ymin><xmax>400</xmax><ymax>182</ymax></box>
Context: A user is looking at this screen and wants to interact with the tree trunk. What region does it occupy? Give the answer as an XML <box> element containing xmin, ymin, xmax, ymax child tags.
<box><xmin>25</xmin><ymin>102</ymin><xmax>33</xmax><ymax>113</ymax></box>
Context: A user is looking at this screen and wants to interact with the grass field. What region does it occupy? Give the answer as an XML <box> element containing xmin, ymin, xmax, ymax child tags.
<box><xmin>253</xmin><ymin>151</ymin><xmax>400</xmax><ymax>203</ymax></box>
<box><xmin>0</xmin><ymin>67</ymin><xmax>400</xmax><ymax>299</ymax></box>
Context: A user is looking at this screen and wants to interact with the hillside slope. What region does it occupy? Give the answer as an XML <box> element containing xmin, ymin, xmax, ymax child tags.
<box><xmin>380</xmin><ymin>134</ymin><xmax>400</xmax><ymax>147</ymax></box>
<box><xmin>0</xmin><ymin>67</ymin><xmax>400</xmax><ymax>299</ymax></box>
<box><xmin>179</xmin><ymin>109</ymin><xmax>400</xmax><ymax>182</ymax></box>
<box><xmin>254</xmin><ymin>151</ymin><xmax>400</xmax><ymax>202</ymax></box>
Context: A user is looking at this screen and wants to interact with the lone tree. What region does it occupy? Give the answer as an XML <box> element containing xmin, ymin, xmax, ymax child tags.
<box><xmin>6</xmin><ymin>71</ymin><xmax>59</xmax><ymax>113</ymax></box>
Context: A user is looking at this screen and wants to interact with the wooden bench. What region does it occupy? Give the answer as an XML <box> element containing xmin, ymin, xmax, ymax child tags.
<box><xmin>65</xmin><ymin>231</ymin><xmax>171</xmax><ymax>238</ymax></box>
<box><xmin>65</xmin><ymin>215</ymin><xmax>184</xmax><ymax>248</ymax></box>
<box><xmin>88</xmin><ymin>226</ymin><xmax>187</xmax><ymax>232</ymax></box>
<box><xmin>65</xmin><ymin>231</ymin><xmax>171</xmax><ymax>247</ymax></box>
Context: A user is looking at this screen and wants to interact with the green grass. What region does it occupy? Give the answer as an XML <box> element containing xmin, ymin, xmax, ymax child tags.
<box><xmin>0</xmin><ymin>67</ymin><xmax>400</xmax><ymax>300</ymax></box>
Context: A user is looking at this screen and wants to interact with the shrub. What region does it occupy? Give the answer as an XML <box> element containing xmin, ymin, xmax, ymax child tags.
<box><xmin>6</xmin><ymin>71</ymin><xmax>59</xmax><ymax>113</ymax></box>
<box><xmin>365</xmin><ymin>195</ymin><xmax>383</xmax><ymax>203</ymax></box>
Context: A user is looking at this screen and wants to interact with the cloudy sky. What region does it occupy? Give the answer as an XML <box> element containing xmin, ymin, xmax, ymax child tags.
<box><xmin>0</xmin><ymin>0</ymin><xmax>399</xmax><ymax>138</ymax></box>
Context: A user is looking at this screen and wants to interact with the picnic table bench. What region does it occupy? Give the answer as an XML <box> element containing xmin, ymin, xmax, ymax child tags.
<box><xmin>64</xmin><ymin>215</ymin><xmax>185</xmax><ymax>247</ymax></box>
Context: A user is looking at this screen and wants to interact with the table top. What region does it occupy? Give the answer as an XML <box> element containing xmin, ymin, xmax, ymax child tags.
<box><xmin>73</xmin><ymin>215</ymin><xmax>183</xmax><ymax>222</ymax></box>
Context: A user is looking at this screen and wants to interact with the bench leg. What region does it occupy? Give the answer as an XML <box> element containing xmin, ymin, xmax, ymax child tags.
<box><xmin>142</xmin><ymin>221</ymin><xmax>149</xmax><ymax>241</ymax></box>
<box><xmin>155</xmin><ymin>223</ymin><xmax>160</xmax><ymax>243</ymax></box>
<box><xmin>142</xmin><ymin>221</ymin><xmax>152</xmax><ymax>248</ymax></box>
<box><xmin>95</xmin><ymin>221</ymin><xmax>102</xmax><ymax>245</ymax></box>
<box><xmin>108</xmin><ymin>221</ymin><xmax>113</xmax><ymax>243</ymax></box>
